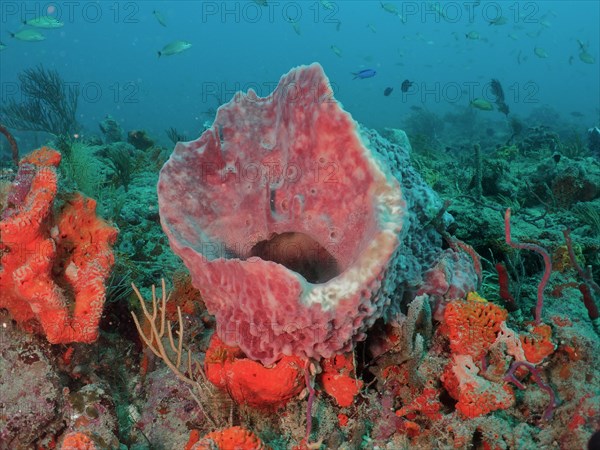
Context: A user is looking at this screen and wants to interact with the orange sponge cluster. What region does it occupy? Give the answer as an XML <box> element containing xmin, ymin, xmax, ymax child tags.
<box><xmin>204</xmin><ymin>334</ymin><xmax>305</xmax><ymax>410</ymax></box>
<box><xmin>187</xmin><ymin>426</ymin><xmax>270</xmax><ymax>450</ymax></box>
<box><xmin>442</xmin><ymin>354</ymin><xmax>515</xmax><ymax>418</ymax></box>
<box><xmin>520</xmin><ymin>323</ymin><xmax>556</xmax><ymax>364</ymax></box>
<box><xmin>442</xmin><ymin>293</ymin><xmax>508</xmax><ymax>360</ymax></box>
<box><xmin>60</xmin><ymin>431</ymin><xmax>98</xmax><ymax>450</ymax></box>
<box><xmin>319</xmin><ymin>352</ymin><xmax>363</xmax><ymax>407</ymax></box>
<box><xmin>440</xmin><ymin>294</ymin><xmax>514</xmax><ymax>418</ymax></box>
<box><xmin>0</xmin><ymin>148</ymin><xmax>117</xmax><ymax>343</ymax></box>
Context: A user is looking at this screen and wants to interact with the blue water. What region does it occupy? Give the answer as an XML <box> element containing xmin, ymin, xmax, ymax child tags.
<box><xmin>0</xmin><ymin>1</ymin><xmax>598</xmax><ymax>145</ymax></box>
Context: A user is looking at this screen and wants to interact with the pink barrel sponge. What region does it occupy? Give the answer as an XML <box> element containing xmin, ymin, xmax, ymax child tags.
<box><xmin>158</xmin><ymin>63</ymin><xmax>405</xmax><ymax>365</ymax></box>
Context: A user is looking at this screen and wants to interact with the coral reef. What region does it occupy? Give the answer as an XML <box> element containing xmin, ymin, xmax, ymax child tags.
<box><xmin>0</xmin><ymin>313</ymin><xmax>63</xmax><ymax>448</ymax></box>
<box><xmin>99</xmin><ymin>115</ymin><xmax>124</xmax><ymax>144</ymax></box>
<box><xmin>1</xmin><ymin>63</ymin><xmax>598</xmax><ymax>450</ymax></box>
<box><xmin>127</xmin><ymin>130</ymin><xmax>154</xmax><ymax>150</ymax></box>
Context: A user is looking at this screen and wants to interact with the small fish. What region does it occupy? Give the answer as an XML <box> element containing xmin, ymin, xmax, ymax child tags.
<box><xmin>23</xmin><ymin>16</ymin><xmax>63</xmax><ymax>28</ymax></box>
<box><xmin>352</xmin><ymin>69</ymin><xmax>376</xmax><ymax>79</ymax></box>
<box><xmin>384</xmin><ymin>87</ymin><xmax>393</xmax><ymax>96</ymax></box>
<box><xmin>379</xmin><ymin>2</ymin><xmax>405</xmax><ymax>22</ymax></box>
<box><xmin>330</xmin><ymin>45</ymin><xmax>342</xmax><ymax>57</ymax></box>
<box><xmin>569</xmin><ymin>55</ymin><xmax>574</xmax><ymax>65</ymax></box>
<box><xmin>534</xmin><ymin>47</ymin><xmax>548</xmax><ymax>58</ymax></box>
<box><xmin>579</xmin><ymin>51</ymin><xmax>595</xmax><ymax>64</ymax></box>
<box><xmin>431</xmin><ymin>3</ymin><xmax>447</xmax><ymax>20</ymax></box>
<box><xmin>10</xmin><ymin>29</ymin><xmax>46</xmax><ymax>42</ymax></box>
<box><xmin>335</xmin><ymin>20</ymin><xmax>341</xmax><ymax>32</ymax></box>
<box><xmin>570</xmin><ymin>111</ymin><xmax>584</xmax><ymax>118</ymax></box>
<box><xmin>540</xmin><ymin>20</ymin><xmax>551</xmax><ymax>28</ymax></box>
<box><xmin>575</xmin><ymin>39</ymin><xmax>595</xmax><ymax>63</ymax></box>
<box><xmin>401</xmin><ymin>79</ymin><xmax>413</xmax><ymax>92</ymax></box>
<box><xmin>366</xmin><ymin>23</ymin><xmax>377</xmax><ymax>33</ymax></box>
<box><xmin>488</xmin><ymin>16</ymin><xmax>507</xmax><ymax>26</ymax></box>
<box><xmin>158</xmin><ymin>40</ymin><xmax>192</xmax><ymax>57</ymax></box>
<box><xmin>291</xmin><ymin>21</ymin><xmax>301</xmax><ymax>35</ymax></box>
<box><xmin>0</xmin><ymin>42</ymin><xmax>6</xmax><ymax>51</ymax></box>
<box><xmin>517</xmin><ymin>50</ymin><xmax>528</xmax><ymax>65</ymax></box>
<box><xmin>153</xmin><ymin>10</ymin><xmax>167</xmax><ymax>27</ymax></box>
<box><xmin>508</xmin><ymin>33</ymin><xmax>519</xmax><ymax>41</ymax></box>
<box><xmin>465</xmin><ymin>31</ymin><xmax>480</xmax><ymax>40</ymax></box>
<box><xmin>410</xmin><ymin>105</ymin><xmax>423</xmax><ymax>112</ymax></box>
<box><xmin>253</xmin><ymin>0</ymin><xmax>268</xmax><ymax>5</ymax></box>
<box><xmin>470</xmin><ymin>98</ymin><xmax>494</xmax><ymax>111</ymax></box>
<box><xmin>380</xmin><ymin>2</ymin><xmax>399</xmax><ymax>15</ymax></box>
<box><xmin>320</xmin><ymin>0</ymin><xmax>334</xmax><ymax>10</ymax></box>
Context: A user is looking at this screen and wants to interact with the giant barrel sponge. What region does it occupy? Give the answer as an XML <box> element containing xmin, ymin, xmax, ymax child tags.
<box><xmin>158</xmin><ymin>63</ymin><xmax>476</xmax><ymax>365</ymax></box>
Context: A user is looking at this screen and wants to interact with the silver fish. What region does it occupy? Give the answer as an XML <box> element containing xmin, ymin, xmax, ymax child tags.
<box><xmin>10</xmin><ymin>29</ymin><xmax>46</xmax><ymax>42</ymax></box>
<box><xmin>153</xmin><ymin>10</ymin><xmax>167</xmax><ymax>27</ymax></box>
<box><xmin>158</xmin><ymin>40</ymin><xmax>192</xmax><ymax>57</ymax></box>
<box><xmin>23</xmin><ymin>16</ymin><xmax>63</xmax><ymax>28</ymax></box>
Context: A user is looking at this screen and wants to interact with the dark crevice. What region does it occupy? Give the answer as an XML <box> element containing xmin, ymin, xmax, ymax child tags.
<box><xmin>250</xmin><ymin>232</ymin><xmax>339</xmax><ymax>283</ymax></box>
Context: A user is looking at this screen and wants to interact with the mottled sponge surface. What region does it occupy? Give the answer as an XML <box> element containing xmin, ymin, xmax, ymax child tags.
<box><xmin>158</xmin><ymin>63</ymin><xmax>475</xmax><ymax>364</ymax></box>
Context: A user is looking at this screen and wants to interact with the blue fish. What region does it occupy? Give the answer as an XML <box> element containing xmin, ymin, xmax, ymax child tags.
<box><xmin>352</xmin><ymin>69</ymin><xmax>376</xmax><ymax>79</ymax></box>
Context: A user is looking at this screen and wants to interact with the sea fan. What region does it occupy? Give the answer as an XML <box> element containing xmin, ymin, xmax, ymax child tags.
<box><xmin>491</xmin><ymin>79</ymin><xmax>505</xmax><ymax>103</ymax></box>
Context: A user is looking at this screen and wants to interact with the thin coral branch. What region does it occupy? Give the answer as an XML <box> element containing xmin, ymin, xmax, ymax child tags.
<box><xmin>504</xmin><ymin>360</ymin><xmax>558</xmax><ymax>421</ymax></box>
<box><xmin>504</xmin><ymin>208</ymin><xmax>552</xmax><ymax>325</ymax></box>
<box><xmin>130</xmin><ymin>280</ymin><xmax>218</xmax><ymax>428</ymax></box>
<box><xmin>0</xmin><ymin>123</ymin><xmax>19</xmax><ymax>165</ymax></box>
<box><xmin>304</xmin><ymin>359</ymin><xmax>316</xmax><ymax>441</ymax></box>
<box><xmin>563</xmin><ymin>229</ymin><xmax>600</xmax><ymax>294</ymax></box>
<box><xmin>1</xmin><ymin>65</ymin><xmax>79</xmax><ymax>136</ymax></box>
